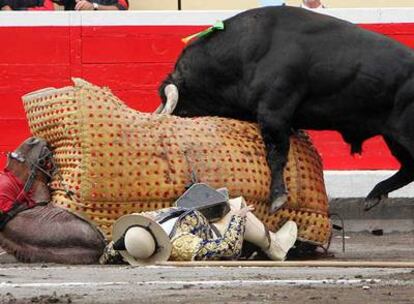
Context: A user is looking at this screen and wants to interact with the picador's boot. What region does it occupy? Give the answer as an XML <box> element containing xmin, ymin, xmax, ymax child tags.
<box><xmin>244</xmin><ymin>208</ymin><xmax>297</xmax><ymax>261</ymax></box>
<box><xmin>213</xmin><ymin>197</ymin><xmax>298</xmax><ymax>261</ymax></box>
<box><xmin>262</xmin><ymin>221</ymin><xmax>297</xmax><ymax>261</ymax></box>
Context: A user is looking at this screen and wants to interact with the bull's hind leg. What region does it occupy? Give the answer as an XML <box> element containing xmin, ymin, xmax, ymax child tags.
<box><xmin>366</xmin><ymin>98</ymin><xmax>414</xmax><ymax>210</ymax></box>
<box><xmin>365</xmin><ymin>136</ymin><xmax>414</xmax><ymax>210</ymax></box>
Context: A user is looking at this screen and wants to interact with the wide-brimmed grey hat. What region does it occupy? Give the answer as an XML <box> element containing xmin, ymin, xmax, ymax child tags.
<box><xmin>112</xmin><ymin>213</ymin><xmax>172</xmax><ymax>266</ymax></box>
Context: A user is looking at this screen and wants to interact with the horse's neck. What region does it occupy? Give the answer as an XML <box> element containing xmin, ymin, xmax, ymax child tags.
<box><xmin>30</xmin><ymin>179</ymin><xmax>51</xmax><ymax>204</ymax></box>
<box><xmin>6</xmin><ymin>162</ymin><xmax>28</xmax><ymax>183</ymax></box>
<box><xmin>6</xmin><ymin>163</ymin><xmax>50</xmax><ymax>204</ymax></box>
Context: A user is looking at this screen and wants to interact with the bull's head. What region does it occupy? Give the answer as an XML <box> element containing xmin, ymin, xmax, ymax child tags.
<box><xmin>154</xmin><ymin>84</ymin><xmax>179</xmax><ymax>115</ymax></box>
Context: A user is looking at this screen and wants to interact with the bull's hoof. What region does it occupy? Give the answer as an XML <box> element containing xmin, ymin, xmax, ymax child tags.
<box><xmin>364</xmin><ymin>194</ymin><xmax>387</xmax><ymax>211</ymax></box>
<box><xmin>269</xmin><ymin>193</ymin><xmax>288</xmax><ymax>213</ymax></box>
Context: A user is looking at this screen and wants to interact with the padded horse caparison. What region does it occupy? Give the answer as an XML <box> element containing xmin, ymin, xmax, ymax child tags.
<box><xmin>0</xmin><ymin>138</ymin><xmax>56</xmax><ymax>229</ymax></box>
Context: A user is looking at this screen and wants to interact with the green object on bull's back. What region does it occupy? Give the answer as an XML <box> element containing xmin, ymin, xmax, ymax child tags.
<box><xmin>198</xmin><ymin>20</ymin><xmax>225</xmax><ymax>38</ymax></box>
<box><xmin>182</xmin><ymin>20</ymin><xmax>225</xmax><ymax>44</ymax></box>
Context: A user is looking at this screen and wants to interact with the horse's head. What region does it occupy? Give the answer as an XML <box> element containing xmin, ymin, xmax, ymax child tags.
<box><xmin>6</xmin><ymin>137</ymin><xmax>56</xmax><ymax>186</ymax></box>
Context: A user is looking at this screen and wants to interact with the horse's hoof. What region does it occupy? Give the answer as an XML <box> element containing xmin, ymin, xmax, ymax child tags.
<box><xmin>364</xmin><ymin>194</ymin><xmax>387</xmax><ymax>211</ymax></box>
<box><xmin>269</xmin><ymin>193</ymin><xmax>288</xmax><ymax>213</ymax></box>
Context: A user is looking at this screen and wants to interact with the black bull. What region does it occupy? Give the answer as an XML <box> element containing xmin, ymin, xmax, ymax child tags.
<box><xmin>158</xmin><ymin>6</ymin><xmax>414</xmax><ymax>212</ymax></box>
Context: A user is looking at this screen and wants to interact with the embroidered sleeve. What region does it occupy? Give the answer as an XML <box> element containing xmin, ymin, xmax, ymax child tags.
<box><xmin>194</xmin><ymin>215</ymin><xmax>246</xmax><ymax>261</ymax></box>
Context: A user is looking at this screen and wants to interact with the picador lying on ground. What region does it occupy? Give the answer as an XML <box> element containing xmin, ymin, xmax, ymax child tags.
<box><xmin>158</xmin><ymin>6</ymin><xmax>414</xmax><ymax>212</ymax></box>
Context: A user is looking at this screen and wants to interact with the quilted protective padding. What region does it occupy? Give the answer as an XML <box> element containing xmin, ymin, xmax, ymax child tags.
<box><xmin>22</xmin><ymin>79</ymin><xmax>331</xmax><ymax>245</ymax></box>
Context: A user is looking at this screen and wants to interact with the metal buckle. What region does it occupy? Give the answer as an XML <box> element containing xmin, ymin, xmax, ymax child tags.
<box><xmin>8</xmin><ymin>152</ymin><xmax>25</xmax><ymax>163</ymax></box>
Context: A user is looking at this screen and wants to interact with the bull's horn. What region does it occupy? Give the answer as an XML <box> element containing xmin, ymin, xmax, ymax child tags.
<box><xmin>153</xmin><ymin>103</ymin><xmax>165</xmax><ymax>114</ymax></box>
<box><xmin>160</xmin><ymin>84</ymin><xmax>179</xmax><ymax>114</ymax></box>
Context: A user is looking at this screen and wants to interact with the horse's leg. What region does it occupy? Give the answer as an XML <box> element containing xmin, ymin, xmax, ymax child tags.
<box><xmin>0</xmin><ymin>204</ymin><xmax>105</xmax><ymax>264</ymax></box>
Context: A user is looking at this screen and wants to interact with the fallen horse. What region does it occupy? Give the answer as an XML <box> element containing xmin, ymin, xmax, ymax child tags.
<box><xmin>0</xmin><ymin>79</ymin><xmax>331</xmax><ymax>264</ymax></box>
<box><xmin>0</xmin><ymin>138</ymin><xmax>105</xmax><ymax>263</ymax></box>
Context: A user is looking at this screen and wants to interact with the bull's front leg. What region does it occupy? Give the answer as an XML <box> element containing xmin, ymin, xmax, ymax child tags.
<box><xmin>260</xmin><ymin>123</ymin><xmax>290</xmax><ymax>213</ymax></box>
<box><xmin>258</xmin><ymin>95</ymin><xmax>297</xmax><ymax>213</ymax></box>
<box><xmin>256</xmin><ymin>76</ymin><xmax>304</xmax><ymax>213</ymax></box>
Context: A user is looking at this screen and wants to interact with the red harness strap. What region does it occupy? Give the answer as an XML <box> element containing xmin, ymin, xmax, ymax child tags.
<box><xmin>0</xmin><ymin>169</ymin><xmax>35</xmax><ymax>214</ymax></box>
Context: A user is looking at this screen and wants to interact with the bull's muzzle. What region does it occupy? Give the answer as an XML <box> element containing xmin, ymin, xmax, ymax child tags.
<box><xmin>154</xmin><ymin>84</ymin><xmax>179</xmax><ymax>115</ymax></box>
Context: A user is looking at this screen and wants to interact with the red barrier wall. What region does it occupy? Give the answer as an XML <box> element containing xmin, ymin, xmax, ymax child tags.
<box><xmin>1</xmin><ymin>17</ymin><xmax>413</xmax><ymax>170</ymax></box>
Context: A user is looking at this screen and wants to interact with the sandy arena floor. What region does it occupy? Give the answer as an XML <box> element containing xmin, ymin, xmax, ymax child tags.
<box><xmin>0</xmin><ymin>232</ymin><xmax>413</xmax><ymax>303</ymax></box>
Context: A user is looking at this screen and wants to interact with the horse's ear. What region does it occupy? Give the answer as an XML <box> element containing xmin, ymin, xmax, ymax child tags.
<box><xmin>26</xmin><ymin>138</ymin><xmax>40</xmax><ymax>146</ymax></box>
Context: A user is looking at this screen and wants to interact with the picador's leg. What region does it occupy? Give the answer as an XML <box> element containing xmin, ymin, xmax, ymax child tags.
<box><xmin>213</xmin><ymin>198</ymin><xmax>297</xmax><ymax>260</ymax></box>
